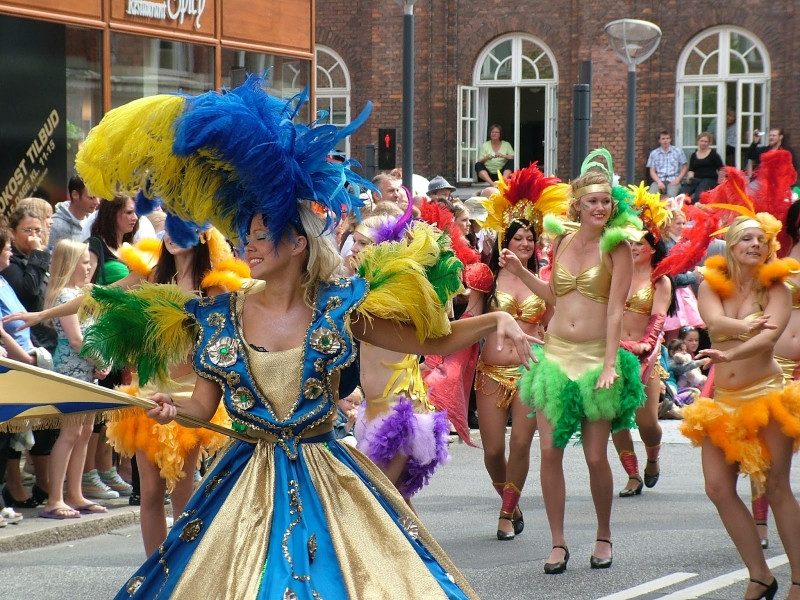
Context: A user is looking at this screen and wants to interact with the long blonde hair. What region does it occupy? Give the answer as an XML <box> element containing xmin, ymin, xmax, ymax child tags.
<box><xmin>44</xmin><ymin>240</ymin><xmax>89</xmax><ymax>314</ymax></box>
<box><xmin>297</xmin><ymin>203</ymin><xmax>345</xmax><ymax>307</ymax></box>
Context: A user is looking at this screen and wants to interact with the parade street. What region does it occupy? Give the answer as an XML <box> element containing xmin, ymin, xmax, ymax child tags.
<box><xmin>1</xmin><ymin>421</ymin><xmax>797</xmax><ymax>600</ymax></box>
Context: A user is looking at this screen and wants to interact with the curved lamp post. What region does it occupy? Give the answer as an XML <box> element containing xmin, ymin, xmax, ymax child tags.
<box><xmin>395</xmin><ymin>0</ymin><xmax>418</xmax><ymax>192</ymax></box>
<box><xmin>604</xmin><ymin>19</ymin><xmax>662</xmax><ymax>185</ymax></box>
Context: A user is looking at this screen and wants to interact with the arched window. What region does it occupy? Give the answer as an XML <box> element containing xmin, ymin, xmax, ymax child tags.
<box><xmin>315</xmin><ymin>46</ymin><xmax>351</xmax><ymax>156</ymax></box>
<box><xmin>676</xmin><ymin>27</ymin><xmax>770</xmax><ymax>169</ymax></box>
<box><xmin>458</xmin><ymin>35</ymin><xmax>559</xmax><ymax>180</ymax></box>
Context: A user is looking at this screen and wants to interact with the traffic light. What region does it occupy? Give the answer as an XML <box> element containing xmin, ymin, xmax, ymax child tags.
<box><xmin>378</xmin><ymin>128</ymin><xmax>396</xmax><ymax>170</ymax></box>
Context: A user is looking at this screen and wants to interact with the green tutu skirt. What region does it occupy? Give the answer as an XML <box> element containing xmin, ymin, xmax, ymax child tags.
<box><xmin>518</xmin><ymin>335</ymin><xmax>644</xmax><ymax>448</ymax></box>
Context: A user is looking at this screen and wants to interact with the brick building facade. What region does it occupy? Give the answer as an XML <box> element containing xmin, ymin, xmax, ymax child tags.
<box><xmin>316</xmin><ymin>0</ymin><xmax>800</xmax><ymax>186</ymax></box>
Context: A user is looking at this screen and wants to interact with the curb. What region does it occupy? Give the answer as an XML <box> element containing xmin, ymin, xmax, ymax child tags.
<box><xmin>0</xmin><ymin>506</ymin><xmax>140</xmax><ymax>553</ymax></box>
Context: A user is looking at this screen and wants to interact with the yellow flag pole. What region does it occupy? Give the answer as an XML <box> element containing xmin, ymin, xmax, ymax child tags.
<box><xmin>0</xmin><ymin>357</ymin><xmax>254</xmax><ymax>442</ymax></box>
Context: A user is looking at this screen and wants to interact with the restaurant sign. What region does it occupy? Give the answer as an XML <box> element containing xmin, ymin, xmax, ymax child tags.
<box><xmin>125</xmin><ymin>0</ymin><xmax>207</xmax><ymax>29</ymax></box>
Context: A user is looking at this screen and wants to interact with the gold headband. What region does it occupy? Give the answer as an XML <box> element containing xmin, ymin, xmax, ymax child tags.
<box><xmin>726</xmin><ymin>218</ymin><xmax>763</xmax><ymax>241</ymax></box>
<box><xmin>354</xmin><ymin>224</ymin><xmax>377</xmax><ymax>244</ymax></box>
<box><xmin>574</xmin><ymin>183</ymin><xmax>612</xmax><ymax>199</ymax></box>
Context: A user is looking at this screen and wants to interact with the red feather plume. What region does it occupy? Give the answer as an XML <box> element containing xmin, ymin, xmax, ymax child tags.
<box><xmin>652</xmin><ymin>203</ymin><xmax>720</xmax><ymax>281</ymax></box>
<box><xmin>447</xmin><ymin>225</ymin><xmax>480</xmax><ymax>267</ymax></box>
<box><xmin>503</xmin><ymin>162</ymin><xmax>561</xmax><ymax>207</ymax></box>
<box><xmin>753</xmin><ymin>150</ymin><xmax>796</xmax><ymax>256</ymax></box>
<box><xmin>418</xmin><ymin>197</ymin><xmax>455</xmax><ymax>230</ymax></box>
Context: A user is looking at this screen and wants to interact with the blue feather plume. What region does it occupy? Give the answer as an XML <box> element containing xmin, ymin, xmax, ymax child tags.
<box><xmin>172</xmin><ymin>75</ymin><xmax>372</xmax><ymax>244</ymax></box>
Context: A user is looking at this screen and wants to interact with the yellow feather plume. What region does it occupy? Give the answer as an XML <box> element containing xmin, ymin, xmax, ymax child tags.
<box><xmin>627</xmin><ymin>181</ymin><xmax>671</xmax><ymax>232</ymax></box>
<box><xmin>118</xmin><ymin>239</ymin><xmax>162</xmax><ymax>277</ymax></box>
<box><xmin>76</xmin><ymin>95</ymin><xmax>186</xmax><ymax>200</ymax></box>
<box><xmin>356</xmin><ymin>223</ymin><xmax>453</xmax><ymax>342</ymax></box>
<box><xmin>136</xmin><ymin>284</ymin><xmax>197</xmax><ymax>370</ymax></box>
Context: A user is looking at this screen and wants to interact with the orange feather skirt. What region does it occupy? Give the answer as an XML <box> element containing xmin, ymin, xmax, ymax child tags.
<box><xmin>680</xmin><ymin>374</ymin><xmax>800</xmax><ymax>493</ymax></box>
<box><xmin>106</xmin><ymin>372</ymin><xmax>230</xmax><ymax>491</ymax></box>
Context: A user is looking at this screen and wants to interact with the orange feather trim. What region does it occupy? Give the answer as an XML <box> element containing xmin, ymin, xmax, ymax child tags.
<box><xmin>201</xmin><ymin>269</ymin><xmax>246</xmax><ymax>293</ymax></box>
<box><xmin>680</xmin><ymin>381</ymin><xmax>800</xmax><ymax>493</ymax></box>
<box><xmin>118</xmin><ymin>239</ymin><xmax>162</xmax><ymax>277</ymax></box>
<box><xmin>201</xmin><ymin>258</ymin><xmax>251</xmax><ymax>292</ymax></box>
<box><xmin>105</xmin><ymin>381</ymin><xmax>231</xmax><ymax>491</ymax></box>
<box><xmin>759</xmin><ymin>257</ymin><xmax>800</xmax><ymax>289</ymax></box>
<box><xmin>700</xmin><ymin>255</ymin><xmax>800</xmax><ymax>298</ymax></box>
<box><xmin>701</xmin><ymin>256</ymin><xmax>734</xmax><ymax>299</ymax></box>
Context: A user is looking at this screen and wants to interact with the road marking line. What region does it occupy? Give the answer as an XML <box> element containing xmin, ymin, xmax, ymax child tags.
<box><xmin>594</xmin><ymin>573</ymin><xmax>698</xmax><ymax>599</ymax></box>
<box><xmin>657</xmin><ymin>555</ymin><xmax>789</xmax><ymax>599</ymax></box>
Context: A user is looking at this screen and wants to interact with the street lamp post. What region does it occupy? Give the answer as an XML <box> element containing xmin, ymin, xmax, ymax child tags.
<box><xmin>604</xmin><ymin>19</ymin><xmax>662</xmax><ymax>186</ymax></box>
<box><xmin>396</xmin><ymin>0</ymin><xmax>417</xmax><ymax>193</ymax></box>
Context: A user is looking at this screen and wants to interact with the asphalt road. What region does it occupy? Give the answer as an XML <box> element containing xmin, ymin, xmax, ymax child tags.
<box><xmin>1</xmin><ymin>421</ymin><xmax>798</xmax><ymax>599</ymax></box>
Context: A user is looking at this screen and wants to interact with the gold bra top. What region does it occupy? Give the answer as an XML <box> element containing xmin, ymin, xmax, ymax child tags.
<box><xmin>489</xmin><ymin>290</ymin><xmax>546</xmax><ymax>324</ymax></box>
<box><xmin>709</xmin><ymin>312</ymin><xmax>763</xmax><ymax>343</ymax></box>
<box><xmin>625</xmin><ymin>284</ymin><xmax>654</xmax><ymax>315</ymax></box>
<box><xmin>552</xmin><ymin>234</ymin><xmax>611</xmax><ymax>303</ymax></box>
<box><xmin>787</xmin><ymin>278</ymin><xmax>800</xmax><ymax>310</ymax></box>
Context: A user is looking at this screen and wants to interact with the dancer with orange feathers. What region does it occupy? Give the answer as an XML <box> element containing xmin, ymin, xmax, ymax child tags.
<box><xmin>676</xmin><ymin>157</ymin><xmax>800</xmax><ymax>600</ymax></box>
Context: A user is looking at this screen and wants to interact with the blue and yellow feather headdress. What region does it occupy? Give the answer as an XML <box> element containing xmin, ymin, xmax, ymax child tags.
<box><xmin>76</xmin><ymin>75</ymin><xmax>371</xmax><ymax>245</ymax></box>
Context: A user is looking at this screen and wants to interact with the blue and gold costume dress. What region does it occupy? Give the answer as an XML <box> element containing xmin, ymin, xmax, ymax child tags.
<box><xmin>116</xmin><ymin>278</ymin><xmax>477</xmax><ymax>600</ymax></box>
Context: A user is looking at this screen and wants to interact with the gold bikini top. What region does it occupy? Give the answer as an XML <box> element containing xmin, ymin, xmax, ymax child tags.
<box><xmin>709</xmin><ymin>312</ymin><xmax>763</xmax><ymax>344</ymax></box>
<box><xmin>552</xmin><ymin>234</ymin><xmax>611</xmax><ymax>303</ymax></box>
<box><xmin>787</xmin><ymin>278</ymin><xmax>800</xmax><ymax>310</ymax></box>
<box><xmin>489</xmin><ymin>290</ymin><xmax>546</xmax><ymax>324</ymax></box>
<box><xmin>625</xmin><ymin>284</ymin><xmax>654</xmax><ymax>315</ymax></box>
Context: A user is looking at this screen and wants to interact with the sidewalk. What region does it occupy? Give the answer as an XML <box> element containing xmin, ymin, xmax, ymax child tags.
<box><xmin>0</xmin><ymin>492</ymin><xmax>140</xmax><ymax>553</ymax></box>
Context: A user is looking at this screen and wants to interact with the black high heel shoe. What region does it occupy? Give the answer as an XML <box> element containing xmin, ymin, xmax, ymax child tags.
<box><xmin>746</xmin><ymin>577</ymin><xmax>777</xmax><ymax>600</ymax></box>
<box><xmin>512</xmin><ymin>507</ymin><xmax>524</xmax><ymax>535</ymax></box>
<box><xmin>496</xmin><ymin>512</ymin><xmax>515</xmax><ymax>541</ymax></box>
<box><xmin>644</xmin><ymin>458</ymin><xmax>660</xmax><ymax>488</ymax></box>
<box><xmin>590</xmin><ymin>539</ymin><xmax>613</xmax><ymax>569</ymax></box>
<box><xmin>2</xmin><ymin>486</ymin><xmax>38</xmax><ymax>509</ymax></box>
<box><xmin>543</xmin><ymin>545</ymin><xmax>569</xmax><ymax>574</ymax></box>
<box><xmin>618</xmin><ymin>475</ymin><xmax>643</xmax><ymax>497</ymax></box>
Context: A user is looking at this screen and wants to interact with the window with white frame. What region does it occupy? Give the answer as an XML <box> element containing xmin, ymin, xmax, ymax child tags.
<box><xmin>315</xmin><ymin>46</ymin><xmax>351</xmax><ymax>156</ymax></box>
<box><xmin>676</xmin><ymin>27</ymin><xmax>770</xmax><ymax>169</ymax></box>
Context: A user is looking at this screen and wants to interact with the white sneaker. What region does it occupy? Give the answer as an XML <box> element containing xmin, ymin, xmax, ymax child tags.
<box><xmin>81</xmin><ymin>469</ymin><xmax>120</xmax><ymax>500</ymax></box>
<box><xmin>99</xmin><ymin>467</ymin><xmax>133</xmax><ymax>496</ymax></box>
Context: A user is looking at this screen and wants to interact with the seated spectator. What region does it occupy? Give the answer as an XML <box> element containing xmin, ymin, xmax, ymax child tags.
<box><xmin>681</xmin><ymin>132</ymin><xmax>723</xmax><ymax>202</ymax></box>
<box><xmin>475</xmin><ymin>125</ymin><xmax>514</xmax><ymax>185</ymax></box>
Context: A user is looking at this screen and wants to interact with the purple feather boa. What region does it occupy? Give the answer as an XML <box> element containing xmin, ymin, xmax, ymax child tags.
<box><xmin>355</xmin><ymin>396</ymin><xmax>450</xmax><ymax>497</ymax></box>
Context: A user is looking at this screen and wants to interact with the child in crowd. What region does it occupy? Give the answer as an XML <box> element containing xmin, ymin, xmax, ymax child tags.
<box><xmin>678</xmin><ymin>325</ymin><xmax>703</xmax><ymax>358</ymax></box>
<box><xmin>334</xmin><ymin>387</ymin><xmax>362</xmax><ymax>446</ymax></box>
<box><xmin>666</xmin><ymin>339</ymin><xmax>709</xmax><ymax>407</ymax></box>
<box><xmin>39</xmin><ymin>240</ymin><xmax>110</xmax><ymax>519</ymax></box>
